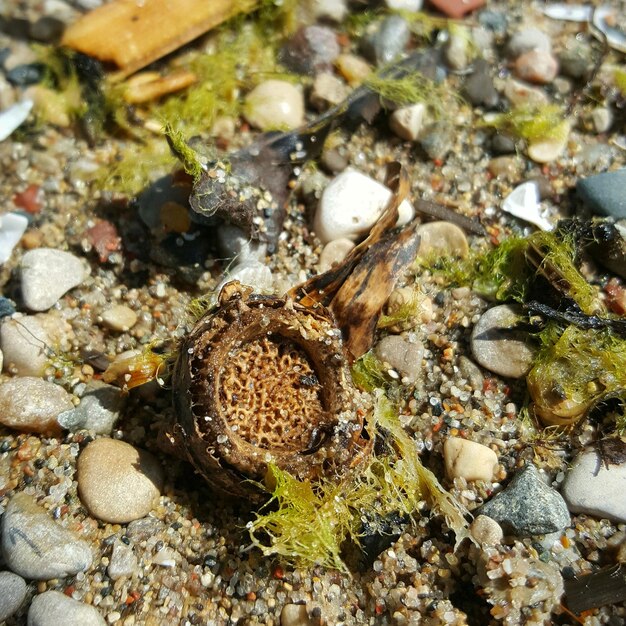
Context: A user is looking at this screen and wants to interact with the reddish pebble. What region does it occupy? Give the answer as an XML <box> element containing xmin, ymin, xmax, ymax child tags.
<box><xmin>428</xmin><ymin>0</ymin><xmax>485</xmax><ymax>19</ymax></box>
<box><xmin>85</xmin><ymin>220</ymin><xmax>122</xmax><ymax>262</ymax></box>
<box><xmin>514</xmin><ymin>49</ymin><xmax>558</xmax><ymax>84</ymax></box>
<box><xmin>13</xmin><ymin>184</ymin><xmax>42</xmax><ymax>214</ymax></box>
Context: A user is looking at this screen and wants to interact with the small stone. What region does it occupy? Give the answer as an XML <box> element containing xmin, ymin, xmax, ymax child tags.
<box><xmin>445</xmin><ymin>27</ymin><xmax>470</xmax><ymax>71</ymax></box>
<box><xmin>361</xmin><ymin>16</ymin><xmax>410</xmax><ymax>66</ymax></box>
<box><xmin>490</xmin><ymin>134</ymin><xmax>516</xmax><ymax>154</ymax></box>
<box><xmin>0</xmin><ymin>211</ymin><xmax>28</xmax><ymax>263</ymax></box>
<box><xmin>590</xmin><ymin>107</ymin><xmax>612</xmax><ymax>134</ymax></box>
<box><xmin>502</xmin><ymin>181</ymin><xmax>552</xmax><ymax>231</ymax></box>
<box><xmin>216</xmin><ymin>224</ymin><xmax>267</xmax><ymax>263</ymax></box>
<box><xmin>471</xmin><ymin>304</ymin><xmax>536</xmax><ymax>378</ymax></box>
<box><xmin>561</xmin><ymin>449</ymin><xmax>626</xmax><ymax>523</ymax></box>
<box><xmin>108</xmin><ymin>539</ymin><xmax>138</xmax><ymax>580</ymax></box>
<box><xmin>470</xmin><ymin>515</ymin><xmax>503</xmax><ymax>546</ymax></box>
<box><xmin>419</xmin><ymin>122</ymin><xmax>454</xmax><ymax>161</ymax></box>
<box><xmin>335</xmin><ymin>54</ymin><xmax>372</xmax><ymax>85</ymax></box>
<box><xmin>152</xmin><ymin>546</ymin><xmax>178</xmax><ymax>567</ymax></box>
<box><xmin>218</xmin><ymin>261</ymin><xmax>274</xmax><ymax>294</ymax></box>
<box><xmin>309</xmin><ymin>72</ymin><xmax>349</xmax><ymax>111</ymax></box>
<box><xmin>389</xmin><ymin>103</ymin><xmax>426</xmax><ymax>142</ymax></box>
<box><xmin>385</xmin><ymin>0</ymin><xmax>422</xmax><ymax>9</ymax></box>
<box><xmin>0</xmin><ymin>377</ymin><xmax>73</xmax><ymax>435</ymax></box>
<box><xmin>244</xmin><ymin>80</ymin><xmax>304</xmax><ymax>131</ymax></box>
<box><xmin>1</xmin><ymin>493</ymin><xmax>93</xmax><ymax>580</ymax></box>
<box><xmin>0</xmin><ymin>315</ymin><xmax>51</xmax><ymax>376</ymax></box>
<box><xmin>428</xmin><ymin>0</ymin><xmax>484</xmax><ymax>18</ymax></box>
<box><xmin>77</xmin><ymin>438</ymin><xmax>164</xmax><ymax>523</ymax></box>
<box><xmin>558</xmin><ymin>39</ymin><xmax>593</xmax><ymax>79</ymax></box>
<box><xmin>416</xmin><ymin>221</ymin><xmax>469</xmax><ymax>260</ymax></box>
<box><xmin>28</xmin><ymin>591</ymin><xmax>106</xmax><ymax>626</ymax></box>
<box><xmin>487</xmin><ymin>155</ymin><xmax>523</xmax><ymax>181</ymax></box>
<box><xmin>314</xmin><ymin>168</ymin><xmax>414</xmax><ymax>244</ymax></box>
<box><xmin>6</xmin><ymin>63</ymin><xmax>45</xmax><ymax>87</ymax></box>
<box><xmin>318</xmin><ymin>238</ymin><xmax>355</xmax><ymax>272</ymax></box>
<box><xmin>84</xmin><ymin>220</ymin><xmax>121</xmax><ymax>263</ymax></box>
<box><xmin>503</xmin><ymin>78</ymin><xmax>549</xmax><ymax>107</ymax></box>
<box><xmin>514</xmin><ymin>49</ymin><xmax>559</xmax><ymax>84</ymax></box>
<box><xmin>29</xmin><ymin>16</ymin><xmax>65</xmax><ymax>42</ymax></box>
<box><xmin>0</xmin><ymin>571</ymin><xmax>27</xmax><ymax>622</ymax></box>
<box><xmin>281</xmin><ymin>603</ymin><xmax>318</xmax><ymax>626</ymax></box>
<box><xmin>280</xmin><ymin>26</ymin><xmax>340</xmax><ymax>75</ymax></box>
<box><xmin>463</xmin><ymin>59</ymin><xmax>498</xmax><ymax>108</ymax></box>
<box><xmin>479</xmin><ymin>464</ymin><xmax>570</xmax><ymax>536</ymax></box>
<box><xmin>100</xmin><ymin>305</ymin><xmax>138</xmax><ymax>332</ymax></box>
<box><xmin>458</xmin><ymin>356</ymin><xmax>484</xmax><ymax>390</ymax></box>
<box><xmin>375</xmin><ymin>335</ymin><xmax>424</xmax><ymax>384</ymax></box>
<box><xmin>527</xmin><ymin>123</ymin><xmax>570</xmax><ymax>164</ymax></box>
<box><xmin>20</xmin><ymin>248</ymin><xmax>89</xmax><ymax>311</ymax></box>
<box><xmin>507</xmin><ymin>27</ymin><xmax>552</xmax><ymax>57</ymax></box>
<box><xmin>311</xmin><ymin>0</ymin><xmax>347</xmax><ymax>23</ymax></box>
<box><xmin>444</xmin><ymin>437</ymin><xmax>498</xmax><ymax>482</ymax></box>
<box><xmin>320</xmin><ymin>148</ymin><xmax>348</xmax><ymax>174</ymax></box>
<box><xmin>577</xmin><ymin>169</ymin><xmax>626</xmax><ymax>219</ymax></box>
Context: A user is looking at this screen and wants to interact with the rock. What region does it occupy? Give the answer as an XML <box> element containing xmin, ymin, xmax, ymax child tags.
<box><xmin>507</xmin><ymin>27</ymin><xmax>552</xmax><ymax>57</ymax></box>
<box><xmin>77</xmin><ymin>438</ymin><xmax>164</xmax><ymax>523</ymax></box>
<box><xmin>361</xmin><ymin>16</ymin><xmax>410</xmax><ymax>66</ymax></box>
<box><xmin>314</xmin><ymin>168</ymin><xmax>414</xmax><ymax>244</ymax></box>
<box><xmin>478</xmin><ymin>464</ymin><xmax>570</xmax><ymax>536</ymax></box>
<box><xmin>100</xmin><ymin>304</ymin><xmax>137</xmax><ymax>332</ymax></box>
<box><xmin>444</xmin><ymin>437</ymin><xmax>498</xmax><ymax>482</ymax></box>
<box><xmin>503</xmin><ymin>78</ymin><xmax>549</xmax><ymax>107</ymax></box>
<box><xmin>478</xmin><ymin>10</ymin><xmax>508</xmax><ymax>35</ymax></box>
<box><xmin>490</xmin><ymin>134</ymin><xmax>516</xmax><ymax>154</ymax></box>
<box><xmin>0</xmin><ymin>377</ymin><xmax>74</xmax><ymax>435</ymax></box>
<box><xmin>470</xmin><ymin>515</ymin><xmax>503</xmax><ymax>546</ymax></box>
<box><xmin>527</xmin><ymin>124</ymin><xmax>570</xmax><ymax>164</ymax></box>
<box><xmin>458</xmin><ymin>355</ymin><xmax>484</xmax><ymax>390</ymax></box>
<box><xmin>243</xmin><ymin>80</ymin><xmax>304</xmax><ymax>131</ymax></box>
<box><xmin>590</xmin><ymin>107</ymin><xmax>612</xmax><ymax>134</ymax></box>
<box><xmin>320</xmin><ymin>148</ymin><xmax>348</xmax><ymax>174</ymax></box>
<box><xmin>385</xmin><ymin>0</ymin><xmax>422</xmax><ymax>10</ymax></box>
<box><xmin>216</xmin><ymin>224</ymin><xmax>267</xmax><ymax>263</ymax></box>
<box><xmin>487</xmin><ymin>155</ymin><xmax>523</xmax><ymax>180</ymax></box>
<box><xmin>335</xmin><ymin>54</ymin><xmax>372</xmax><ymax>85</ymax></box>
<box><xmin>416</xmin><ymin>221</ymin><xmax>469</xmax><ymax>260</ymax></box>
<box><xmin>311</xmin><ymin>0</ymin><xmax>347</xmax><ymax>23</ymax></box>
<box><xmin>463</xmin><ymin>60</ymin><xmax>498</xmax><ymax>108</ymax></box>
<box><xmin>0</xmin><ymin>315</ymin><xmax>51</xmax><ymax>376</ymax></box>
<box><xmin>108</xmin><ymin>539</ymin><xmax>138</xmax><ymax>580</ymax></box>
<box><xmin>20</xmin><ymin>248</ymin><xmax>89</xmax><ymax>311</ymax></box>
<box><xmin>309</xmin><ymin>72</ymin><xmax>349</xmax><ymax>111</ymax></box>
<box><xmin>280</xmin><ymin>26</ymin><xmax>340</xmax><ymax>75</ymax></box>
<box><xmin>281</xmin><ymin>603</ymin><xmax>318</xmax><ymax>626</ymax></box>
<box><xmin>6</xmin><ymin>64</ymin><xmax>45</xmax><ymax>87</ymax></box>
<box><xmin>0</xmin><ymin>571</ymin><xmax>27</xmax><ymax>622</ymax></box>
<box><xmin>577</xmin><ymin>169</ymin><xmax>626</xmax><ymax>219</ymax></box>
<box><xmin>28</xmin><ymin>591</ymin><xmax>106</xmax><ymax>626</ymax></box>
<box><xmin>419</xmin><ymin>122</ymin><xmax>454</xmax><ymax>161</ymax></box>
<box><xmin>1</xmin><ymin>493</ymin><xmax>92</xmax><ymax>579</ymax></box>
<box><xmin>374</xmin><ymin>335</ymin><xmax>424</xmax><ymax>384</ymax></box>
<box><xmin>0</xmin><ymin>211</ymin><xmax>29</xmax><ymax>263</ymax></box>
<box><xmin>471</xmin><ymin>304</ymin><xmax>536</xmax><ymax>378</ymax></box>
<box><xmin>514</xmin><ymin>49</ymin><xmax>559</xmax><ymax>85</ymax></box>
<box><xmin>561</xmin><ymin>449</ymin><xmax>626</xmax><ymax>523</ymax></box>
<box><xmin>428</xmin><ymin>0</ymin><xmax>484</xmax><ymax>18</ymax></box>
<box><xmin>0</xmin><ymin>297</ymin><xmax>16</xmax><ymax>319</ymax></box>
<box><xmin>385</xmin><ymin>286</ymin><xmax>433</xmax><ymax>329</ymax></box>
<box><xmin>29</xmin><ymin>16</ymin><xmax>65</xmax><ymax>43</ymax></box>
<box><xmin>218</xmin><ymin>261</ymin><xmax>273</xmax><ymax>294</ymax></box>
<box><xmin>445</xmin><ymin>27</ymin><xmax>470</xmax><ymax>71</ymax></box>
<box><xmin>389</xmin><ymin>103</ymin><xmax>426</xmax><ymax>142</ymax></box>
<box><xmin>502</xmin><ymin>181</ymin><xmax>552</xmax><ymax>231</ymax></box>
<box><xmin>559</xmin><ymin>39</ymin><xmax>593</xmax><ymax>79</ymax></box>
<box><xmin>57</xmin><ymin>381</ymin><xmax>123</xmax><ymax>435</ymax></box>
<box><xmin>318</xmin><ymin>238</ymin><xmax>355</xmax><ymax>272</ymax></box>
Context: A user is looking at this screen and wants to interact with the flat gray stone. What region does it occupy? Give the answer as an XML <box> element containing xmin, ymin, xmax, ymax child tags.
<box><xmin>361</xmin><ymin>15</ymin><xmax>410</xmax><ymax>66</ymax></box>
<box><xmin>375</xmin><ymin>335</ymin><xmax>424</xmax><ymax>384</ymax></box>
<box><xmin>1</xmin><ymin>493</ymin><xmax>92</xmax><ymax>580</ymax></box>
<box><xmin>478</xmin><ymin>464</ymin><xmax>570</xmax><ymax>536</ymax></box>
<box><xmin>28</xmin><ymin>591</ymin><xmax>106</xmax><ymax>626</ymax></box>
<box><xmin>577</xmin><ymin>169</ymin><xmax>626</xmax><ymax>219</ymax></box>
<box><xmin>0</xmin><ymin>570</ymin><xmax>27</xmax><ymax>621</ymax></box>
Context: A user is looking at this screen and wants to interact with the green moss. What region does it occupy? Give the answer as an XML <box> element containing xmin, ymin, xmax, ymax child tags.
<box><xmin>484</xmin><ymin>104</ymin><xmax>569</xmax><ymax>143</ymax></box>
<box><xmin>397</xmin><ymin>10</ymin><xmax>451</xmax><ymax>39</ymax></box>
<box><xmin>163</xmin><ymin>122</ymin><xmax>203</xmax><ymax>181</ymax></box>
<box><xmin>351</xmin><ymin>351</ymin><xmax>393</xmax><ymax>393</ymax></box>
<box><xmin>615</xmin><ymin>67</ymin><xmax>626</xmax><ymax>97</ymax></box>
<box><xmin>377</xmin><ymin>288</ymin><xmax>421</xmax><ymax>330</ymax></box>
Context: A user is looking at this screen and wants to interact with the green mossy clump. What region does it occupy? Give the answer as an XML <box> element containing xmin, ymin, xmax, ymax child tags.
<box><xmin>351</xmin><ymin>351</ymin><xmax>393</xmax><ymax>393</ymax></box>
<box><xmin>615</xmin><ymin>67</ymin><xmax>626</xmax><ymax>97</ymax></box>
<box><xmin>163</xmin><ymin>122</ymin><xmax>203</xmax><ymax>181</ymax></box>
<box><xmin>484</xmin><ymin>104</ymin><xmax>569</xmax><ymax>144</ymax></box>
<box><xmin>247</xmin><ymin>393</ymin><xmax>469</xmax><ymax>572</ymax></box>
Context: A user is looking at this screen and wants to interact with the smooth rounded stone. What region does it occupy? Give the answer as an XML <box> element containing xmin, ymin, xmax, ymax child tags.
<box><xmin>29</xmin><ymin>16</ymin><xmax>65</xmax><ymax>43</ymax></box>
<box><xmin>385</xmin><ymin>0</ymin><xmax>422</xmax><ymax>10</ymax></box>
<box><xmin>490</xmin><ymin>133</ymin><xmax>516</xmax><ymax>154</ymax></box>
<box><xmin>416</xmin><ymin>221</ymin><xmax>469</xmax><ymax>260</ymax></box>
<box><xmin>314</xmin><ymin>168</ymin><xmax>414</xmax><ymax>244</ymax></box>
<box><xmin>470</xmin><ymin>515</ymin><xmax>503</xmax><ymax>546</ymax></box>
<box><xmin>0</xmin><ymin>315</ymin><xmax>51</xmax><ymax>376</ymax></box>
<box><xmin>100</xmin><ymin>304</ymin><xmax>137</xmax><ymax>332</ymax></box>
<box><xmin>470</xmin><ymin>304</ymin><xmax>536</xmax><ymax>378</ymax></box>
<box><xmin>108</xmin><ymin>539</ymin><xmax>138</xmax><ymax>580</ymax></box>
<box><xmin>0</xmin><ymin>571</ymin><xmax>27</xmax><ymax>622</ymax></box>
<box><xmin>503</xmin><ymin>78</ymin><xmax>549</xmax><ymax>107</ymax></box>
<box><xmin>318</xmin><ymin>238</ymin><xmax>355</xmax><ymax>272</ymax></box>
<box><xmin>57</xmin><ymin>381</ymin><xmax>123</xmax><ymax>435</ymax></box>
<box><xmin>444</xmin><ymin>437</ymin><xmax>498</xmax><ymax>482</ymax></box>
<box><xmin>77</xmin><ymin>438</ymin><xmax>164</xmax><ymax>523</ymax></box>
<box><xmin>577</xmin><ymin>169</ymin><xmax>626</xmax><ymax>219</ymax></box>
<box><xmin>558</xmin><ymin>39</ymin><xmax>593</xmax><ymax>79</ymax></box>
<box><xmin>243</xmin><ymin>80</ymin><xmax>304</xmax><ymax>131</ymax></box>
<box><xmin>561</xmin><ymin>449</ymin><xmax>626</xmax><ymax>523</ymax></box>
<box><xmin>280</xmin><ymin>26</ymin><xmax>340</xmax><ymax>75</ymax></box>
<box><xmin>216</xmin><ymin>223</ymin><xmax>267</xmax><ymax>263</ymax></box>
<box><xmin>361</xmin><ymin>15</ymin><xmax>410</xmax><ymax>66</ymax></box>
<box><xmin>311</xmin><ymin>0</ymin><xmax>347</xmax><ymax>23</ymax></box>
<box><xmin>445</xmin><ymin>27</ymin><xmax>470</xmax><ymax>70</ymax></box>
<box><xmin>374</xmin><ymin>335</ymin><xmax>424</xmax><ymax>384</ymax></box>
<box><xmin>527</xmin><ymin>124</ymin><xmax>570</xmax><ymax>164</ymax></box>
<box><xmin>335</xmin><ymin>54</ymin><xmax>372</xmax><ymax>85</ymax></box>
<box><xmin>458</xmin><ymin>355</ymin><xmax>484</xmax><ymax>390</ymax></box>
<box><xmin>20</xmin><ymin>248</ymin><xmax>89</xmax><ymax>311</ymax></box>
<box><xmin>463</xmin><ymin>59</ymin><xmax>498</xmax><ymax>108</ymax></box>
<box><xmin>389</xmin><ymin>103</ymin><xmax>426</xmax><ymax>142</ymax></box>
<box><xmin>482</xmin><ymin>465</ymin><xmax>570</xmax><ymax>538</ymax></box>
<box><xmin>28</xmin><ymin>591</ymin><xmax>106</xmax><ymax>626</ymax></box>
<box><xmin>218</xmin><ymin>261</ymin><xmax>274</xmax><ymax>294</ymax></box>
<box><xmin>514</xmin><ymin>49</ymin><xmax>559</xmax><ymax>85</ymax></box>
<box><xmin>590</xmin><ymin>107</ymin><xmax>612</xmax><ymax>134</ymax></box>
<box><xmin>487</xmin><ymin>155</ymin><xmax>523</xmax><ymax>181</ymax></box>
<box><xmin>309</xmin><ymin>72</ymin><xmax>349</xmax><ymax>111</ymax></box>
<box><xmin>281</xmin><ymin>603</ymin><xmax>318</xmax><ymax>626</ymax></box>
<box><xmin>1</xmin><ymin>493</ymin><xmax>93</xmax><ymax>580</ymax></box>
<box><xmin>507</xmin><ymin>27</ymin><xmax>552</xmax><ymax>57</ymax></box>
<box><xmin>320</xmin><ymin>148</ymin><xmax>348</xmax><ymax>174</ymax></box>
<box><xmin>419</xmin><ymin>122</ymin><xmax>453</xmax><ymax>161</ymax></box>
<box><xmin>0</xmin><ymin>377</ymin><xmax>74</xmax><ymax>435</ymax></box>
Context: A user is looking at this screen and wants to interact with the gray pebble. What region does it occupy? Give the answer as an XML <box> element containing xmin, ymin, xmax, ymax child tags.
<box><xmin>361</xmin><ymin>16</ymin><xmax>410</xmax><ymax>66</ymax></box>
<box><xmin>558</xmin><ymin>39</ymin><xmax>593</xmax><ymax>79</ymax></box>
<box><xmin>375</xmin><ymin>335</ymin><xmax>424</xmax><ymax>384</ymax></box>
<box><xmin>320</xmin><ymin>147</ymin><xmax>349</xmax><ymax>174</ymax></box>
<box><xmin>464</xmin><ymin>59</ymin><xmax>498</xmax><ymax>109</ymax></box>
<box><xmin>1</xmin><ymin>493</ymin><xmax>93</xmax><ymax>580</ymax></box>
<box><xmin>471</xmin><ymin>304</ymin><xmax>536</xmax><ymax>378</ymax></box>
<box><xmin>577</xmin><ymin>169</ymin><xmax>626</xmax><ymax>219</ymax></box>
<box><xmin>478</xmin><ymin>464</ymin><xmax>570</xmax><ymax>536</ymax></box>
<box><xmin>29</xmin><ymin>17</ymin><xmax>65</xmax><ymax>42</ymax></box>
<box><xmin>28</xmin><ymin>591</ymin><xmax>106</xmax><ymax>626</ymax></box>
<box><xmin>490</xmin><ymin>134</ymin><xmax>516</xmax><ymax>155</ymax></box>
<box><xmin>280</xmin><ymin>25</ymin><xmax>340</xmax><ymax>75</ymax></box>
<box><xmin>108</xmin><ymin>539</ymin><xmax>138</xmax><ymax>580</ymax></box>
<box><xmin>0</xmin><ymin>315</ymin><xmax>51</xmax><ymax>376</ymax></box>
<box><xmin>458</xmin><ymin>356</ymin><xmax>484</xmax><ymax>390</ymax></box>
<box><xmin>419</xmin><ymin>122</ymin><xmax>453</xmax><ymax>161</ymax></box>
<box><xmin>20</xmin><ymin>248</ymin><xmax>89</xmax><ymax>311</ymax></box>
<box><xmin>507</xmin><ymin>27</ymin><xmax>552</xmax><ymax>57</ymax></box>
<box><xmin>215</xmin><ymin>223</ymin><xmax>267</xmax><ymax>263</ymax></box>
<box><xmin>0</xmin><ymin>570</ymin><xmax>27</xmax><ymax>622</ymax></box>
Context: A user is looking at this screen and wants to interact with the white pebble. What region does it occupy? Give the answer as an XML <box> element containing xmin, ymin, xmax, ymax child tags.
<box><xmin>218</xmin><ymin>261</ymin><xmax>273</xmax><ymax>294</ymax></box>
<box><xmin>0</xmin><ymin>99</ymin><xmax>33</xmax><ymax>142</ymax></box>
<box><xmin>244</xmin><ymin>80</ymin><xmax>304</xmax><ymax>131</ymax></box>
<box><xmin>502</xmin><ymin>181</ymin><xmax>552</xmax><ymax>231</ymax></box>
<box><xmin>318</xmin><ymin>238</ymin><xmax>355</xmax><ymax>272</ymax></box>
<box><xmin>389</xmin><ymin>103</ymin><xmax>426</xmax><ymax>142</ymax></box>
<box><xmin>416</xmin><ymin>221</ymin><xmax>469</xmax><ymax>259</ymax></box>
<box><xmin>0</xmin><ymin>212</ymin><xmax>28</xmax><ymax>264</ymax></box>
<box><xmin>0</xmin><ymin>315</ymin><xmax>51</xmax><ymax>376</ymax></box>
<box><xmin>100</xmin><ymin>305</ymin><xmax>138</xmax><ymax>332</ymax></box>
<box><xmin>28</xmin><ymin>590</ymin><xmax>105</xmax><ymax>626</ymax></box>
<box><xmin>444</xmin><ymin>437</ymin><xmax>498</xmax><ymax>482</ymax></box>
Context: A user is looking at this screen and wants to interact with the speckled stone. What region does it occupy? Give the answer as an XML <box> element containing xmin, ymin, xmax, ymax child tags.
<box><xmin>0</xmin><ymin>571</ymin><xmax>27</xmax><ymax>622</ymax></box>
<box><xmin>470</xmin><ymin>515</ymin><xmax>503</xmax><ymax>546</ymax></box>
<box><xmin>375</xmin><ymin>335</ymin><xmax>424</xmax><ymax>384</ymax></box>
<box><xmin>28</xmin><ymin>591</ymin><xmax>106</xmax><ymax>626</ymax></box>
<box><xmin>1</xmin><ymin>493</ymin><xmax>93</xmax><ymax>580</ymax></box>
<box><xmin>77</xmin><ymin>438</ymin><xmax>164</xmax><ymax>523</ymax></box>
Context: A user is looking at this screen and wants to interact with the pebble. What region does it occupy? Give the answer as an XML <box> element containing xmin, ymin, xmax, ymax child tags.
<box><xmin>385</xmin><ymin>0</ymin><xmax>422</xmax><ymax>9</ymax></box>
<box><xmin>280</xmin><ymin>26</ymin><xmax>340</xmax><ymax>75</ymax></box>
<box><xmin>419</xmin><ymin>122</ymin><xmax>454</xmax><ymax>161</ymax></box>
<box><xmin>100</xmin><ymin>304</ymin><xmax>138</xmax><ymax>332</ymax></box>
<box><xmin>0</xmin><ymin>377</ymin><xmax>74</xmax><ymax>435</ymax></box>
<box><xmin>314</xmin><ymin>168</ymin><xmax>414</xmax><ymax>244</ymax></box>
<box><xmin>502</xmin><ymin>181</ymin><xmax>552</xmax><ymax>231</ymax></box>
<box><xmin>490</xmin><ymin>134</ymin><xmax>516</xmax><ymax>154</ymax></box>
<box><xmin>311</xmin><ymin>0</ymin><xmax>347</xmax><ymax>22</ymax></box>
<box><xmin>443</xmin><ymin>437</ymin><xmax>498</xmax><ymax>482</ymax></box>
<box><xmin>361</xmin><ymin>16</ymin><xmax>410</xmax><ymax>66</ymax></box>
<box><xmin>478</xmin><ymin>464</ymin><xmax>570</xmax><ymax>536</ymax></box>
<box><xmin>218</xmin><ymin>261</ymin><xmax>274</xmax><ymax>294</ymax></box>
<box><xmin>77</xmin><ymin>438</ymin><xmax>164</xmax><ymax>523</ymax></box>
<box><xmin>514</xmin><ymin>49</ymin><xmax>559</xmax><ymax>85</ymax></box>
<box><xmin>20</xmin><ymin>248</ymin><xmax>89</xmax><ymax>311</ymax></box>
<box><xmin>470</xmin><ymin>304</ymin><xmax>536</xmax><ymax>378</ymax></box>
<box><xmin>0</xmin><ymin>314</ymin><xmax>51</xmax><ymax>376</ymax></box>
<box><xmin>458</xmin><ymin>355</ymin><xmax>484</xmax><ymax>390</ymax></box>
<box><xmin>6</xmin><ymin>63</ymin><xmax>46</xmax><ymax>87</ymax></box>
<box><xmin>57</xmin><ymin>381</ymin><xmax>124</xmax><ymax>435</ymax></box>
<box><xmin>561</xmin><ymin>449</ymin><xmax>626</xmax><ymax>523</ymax></box>
<box><xmin>0</xmin><ymin>211</ymin><xmax>29</xmax><ymax>263</ymax></box>
<box><xmin>463</xmin><ymin>59</ymin><xmax>498</xmax><ymax>108</ymax></box>
<box><xmin>320</xmin><ymin>148</ymin><xmax>348</xmax><ymax>174</ymax></box>
<box><xmin>389</xmin><ymin>103</ymin><xmax>426</xmax><ymax>142</ymax></box>
<box><xmin>428</xmin><ymin>0</ymin><xmax>485</xmax><ymax>18</ymax></box>
<box><xmin>590</xmin><ymin>107</ymin><xmax>612</xmax><ymax>134</ymax></box>
<box><xmin>487</xmin><ymin>155</ymin><xmax>523</xmax><ymax>180</ymax></box>
<box><xmin>0</xmin><ymin>98</ymin><xmax>33</xmax><ymax>137</ymax></box>
<box><xmin>309</xmin><ymin>72</ymin><xmax>349</xmax><ymax>111</ymax></box>
<box><xmin>243</xmin><ymin>80</ymin><xmax>304</xmax><ymax>131</ymax></box>
<box><xmin>470</xmin><ymin>515</ymin><xmax>503</xmax><ymax>546</ymax></box>
<box><xmin>1</xmin><ymin>493</ymin><xmax>93</xmax><ymax>580</ymax></box>
<box><xmin>507</xmin><ymin>27</ymin><xmax>552</xmax><ymax>57</ymax></box>
<box><xmin>577</xmin><ymin>169</ymin><xmax>626</xmax><ymax>219</ymax></box>
<box><xmin>375</xmin><ymin>335</ymin><xmax>424</xmax><ymax>384</ymax></box>
<box><xmin>28</xmin><ymin>591</ymin><xmax>106</xmax><ymax>626</ymax></box>
<box><xmin>0</xmin><ymin>571</ymin><xmax>27</xmax><ymax>622</ymax></box>
<box><xmin>281</xmin><ymin>603</ymin><xmax>318</xmax><ymax>626</ymax></box>
<box><xmin>335</xmin><ymin>54</ymin><xmax>372</xmax><ymax>85</ymax></box>
<box><xmin>503</xmin><ymin>78</ymin><xmax>549</xmax><ymax>107</ymax></box>
<box><xmin>29</xmin><ymin>16</ymin><xmax>65</xmax><ymax>42</ymax></box>
<box><xmin>445</xmin><ymin>27</ymin><xmax>470</xmax><ymax>71</ymax></box>
<box><xmin>216</xmin><ymin>223</ymin><xmax>267</xmax><ymax>262</ymax></box>
<box><xmin>415</xmin><ymin>221</ymin><xmax>469</xmax><ymax>260</ymax></box>
<box><xmin>527</xmin><ymin>124</ymin><xmax>570</xmax><ymax>164</ymax></box>
<box><xmin>108</xmin><ymin>539</ymin><xmax>138</xmax><ymax>580</ymax></box>
<box><xmin>318</xmin><ymin>238</ymin><xmax>355</xmax><ymax>272</ymax></box>
<box><xmin>558</xmin><ymin>39</ymin><xmax>593</xmax><ymax>79</ymax></box>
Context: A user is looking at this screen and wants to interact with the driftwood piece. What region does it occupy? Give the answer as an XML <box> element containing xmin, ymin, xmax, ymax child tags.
<box><xmin>564</xmin><ymin>563</ymin><xmax>626</xmax><ymax>614</ymax></box>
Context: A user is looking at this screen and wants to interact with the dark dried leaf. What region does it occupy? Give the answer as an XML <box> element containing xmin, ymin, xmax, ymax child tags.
<box><xmin>564</xmin><ymin>563</ymin><xmax>626</xmax><ymax>614</ymax></box>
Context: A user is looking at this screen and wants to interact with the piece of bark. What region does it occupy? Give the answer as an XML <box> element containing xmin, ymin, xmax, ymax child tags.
<box><xmin>564</xmin><ymin>564</ymin><xmax>626</xmax><ymax>614</ymax></box>
<box><xmin>123</xmin><ymin>69</ymin><xmax>197</xmax><ymax>104</ymax></box>
<box><xmin>62</xmin><ymin>0</ymin><xmax>257</xmax><ymax>79</ymax></box>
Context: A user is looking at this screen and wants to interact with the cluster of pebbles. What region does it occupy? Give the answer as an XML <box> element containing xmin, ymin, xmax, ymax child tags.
<box><xmin>0</xmin><ymin>0</ymin><xmax>626</xmax><ymax>624</ymax></box>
